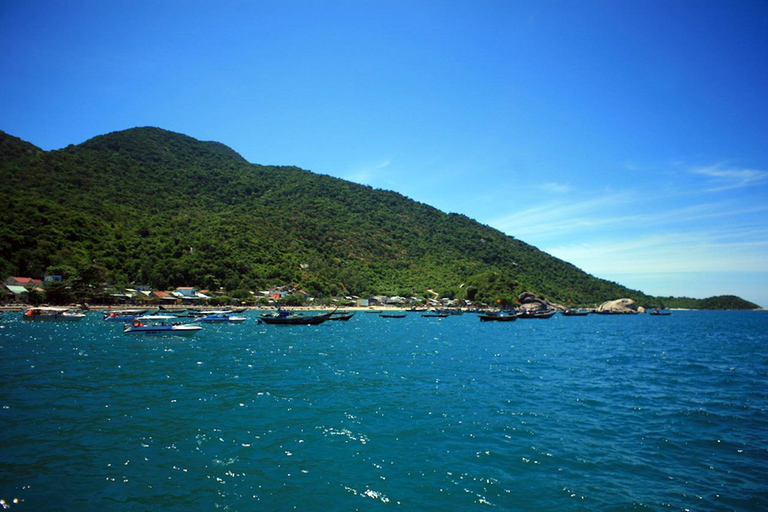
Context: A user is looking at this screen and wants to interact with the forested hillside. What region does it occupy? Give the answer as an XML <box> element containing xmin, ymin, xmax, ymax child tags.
<box><xmin>0</xmin><ymin>127</ymin><xmax>755</xmax><ymax>308</ymax></box>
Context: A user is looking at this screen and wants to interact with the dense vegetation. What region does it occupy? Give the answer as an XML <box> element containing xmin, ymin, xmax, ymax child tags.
<box><xmin>0</xmin><ymin>127</ymin><xmax>758</xmax><ymax>309</ymax></box>
<box><xmin>655</xmin><ymin>295</ymin><xmax>760</xmax><ymax>311</ymax></box>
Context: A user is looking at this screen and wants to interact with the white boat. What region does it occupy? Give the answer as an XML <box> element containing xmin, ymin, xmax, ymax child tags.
<box><xmin>23</xmin><ymin>307</ymin><xmax>86</xmax><ymax>321</ymax></box>
<box><xmin>123</xmin><ymin>315</ymin><xmax>202</xmax><ymax>336</ymax></box>
<box><xmin>194</xmin><ymin>313</ymin><xmax>247</xmax><ymax>323</ymax></box>
<box><xmin>104</xmin><ymin>309</ymin><xmax>148</xmax><ymax>322</ymax></box>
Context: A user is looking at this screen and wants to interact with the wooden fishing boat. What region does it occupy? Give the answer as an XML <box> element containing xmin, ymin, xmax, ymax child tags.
<box><xmin>329</xmin><ymin>311</ymin><xmax>355</xmax><ymax>321</ymax></box>
<box><xmin>258</xmin><ymin>309</ymin><xmax>335</xmax><ymax>325</ymax></box>
<box><xmin>561</xmin><ymin>309</ymin><xmax>590</xmax><ymax>316</ymax></box>
<box><xmin>478</xmin><ymin>312</ymin><xmax>518</xmax><ymax>322</ymax></box>
<box><xmin>517</xmin><ymin>309</ymin><xmax>556</xmax><ymax>319</ymax></box>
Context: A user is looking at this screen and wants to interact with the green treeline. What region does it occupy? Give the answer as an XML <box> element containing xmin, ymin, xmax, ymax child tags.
<box><xmin>0</xmin><ymin>127</ymin><xmax>759</xmax><ymax>310</ymax></box>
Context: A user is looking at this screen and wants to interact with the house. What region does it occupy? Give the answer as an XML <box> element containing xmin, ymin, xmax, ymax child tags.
<box><xmin>269</xmin><ymin>288</ymin><xmax>291</xmax><ymax>300</ymax></box>
<box><xmin>150</xmin><ymin>290</ymin><xmax>179</xmax><ymax>303</ymax></box>
<box><xmin>5</xmin><ymin>277</ymin><xmax>44</xmax><ymax>289</ymax></box>
<box><xmin>5</xmin><ymin>285</ymin><xmax>29</xmax><ymax>302</ymax></box>
<box><xmin>174</xmin><ymin>287</ymin><xmax>197</xmax><ymax>298</ymax></box>
<box><xmin>368</xmin><ymin>295</ymin><xmax>388</xmax><ymax>306</ymax></box>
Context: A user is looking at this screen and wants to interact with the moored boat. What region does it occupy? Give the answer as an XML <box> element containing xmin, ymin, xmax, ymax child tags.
<box><xmin>380</xmin><ymin>313</ymin><xmax>407</xmax><ymax>318</ymax></box>
<box><xmin>561</xmin><ymin>308</ymin><xmax>590</xmax><ymax>316</ymax></box>
<box><xmin>123</xmin><ymin>315</ymin><xmax>202</xmax><ymax>335</ymax></box>
<box><xmin>329</xmin><ymin>311</ymin><xmax>355</xmax><ymax>321</ymax></box>
<box><xmin>104</xmin><ymin>309</ymin><xmax>148</xmax><ymax>322</ymax></box>
<box><xmin>23</xmin><ymin>307</ymin><xmax>86</xmax><ymax>321</ymax></box>
<box><xmin>258</xmin><ymin>309</ymin><xmax>335</xmax><ymax>325</ymax></box>
<box><xmin>518</xmin><ymin>309</ymin><xmax>556</xmax><ymax>319</ymax></box>
<box><xmin>422</xmin><ymin>311</ymin><xmax>449</xmax><ymax>318</ymax></box>
<box><xmin>478</xmin><ymin>312</ymin><xmax>518</xmax><ymax>322</ymax></box>
<box><xmin>194</xmin><ymin>313</ymin><xmax>247</xmax><ymax>323</ymax></box>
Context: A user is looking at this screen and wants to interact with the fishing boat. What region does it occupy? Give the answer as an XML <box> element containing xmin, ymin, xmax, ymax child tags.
<box><xmin>422</xmin><ymin>311</ymin><xmax>449</xmax><ymax>318</ymax></box>
<box><xmin>258</xmin><ymin>309</ymin><xmax>335</xmax><ymax>325</ymax></box>
<box><xmin>478</xmin><ymin>312</ymin><xmax>518</xmax><ymax>322</ymax></box>
<box><xmin>329</xmin><ymin>311</ymin><xmax>355</xmax><ymax>321</ymax></box>
<box><xmin>103</xmin><ymin>309</ymin><xmax>148</xmax><ymax>322</ymax></box>
<box><xmin>517</xmin><ymin>309</ymin><xmax>556</xmax><ymax>319</ymax></box>
<box><xmin>23</xmin><ymin>307</ymin><xmax>86</xmax><ymax>321</ymax></box>
<box><xmin>561</xmin><ymin>308</ymin><xmax>590</xmax><ymax>316</ymax></box>
<box><xmin>194</xmin><ymin>312</ymin><xmax>247</xmax><ymax>323</ymax></box>
<box><xmin>649</xmin><ymin>308</ymin><xmax>672</xmax><ymax>316</ymax></box>
<box><xmin>123</xmin><ymin>315</ymin><xmax>202</xmax><ymax>336</ymax></box>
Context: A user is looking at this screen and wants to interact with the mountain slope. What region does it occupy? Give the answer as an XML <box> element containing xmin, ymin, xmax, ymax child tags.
<box><xmin>0</xmin><ymin>127</ymin><xmax>671</xmax><ymax>305</ymax></box>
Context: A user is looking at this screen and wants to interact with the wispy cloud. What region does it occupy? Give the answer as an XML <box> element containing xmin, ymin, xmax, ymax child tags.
<box><xmin>544</xmin><ymin>226</ymin><xmax>768</xmax><ymax>290</ymax></box>
<box><xmin>538</xmin><ymin>182</ymin><xmax>571</xmax><ymax>194</ymax></box>
<box><xmin>691</xmin><ymin>164</ymin><xmax>768</xmax><ymax>192</ymax></box>
<box><xmin>344</xmin><ymin>159</ymin><xmax>393</xmax><ymax>187</ymax></box>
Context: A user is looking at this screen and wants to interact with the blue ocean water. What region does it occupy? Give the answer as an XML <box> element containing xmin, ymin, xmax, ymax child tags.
<box><xmin>0</xmin><ymin>310</ymin><xmax>766</xmax><ymax>511</ymax></box>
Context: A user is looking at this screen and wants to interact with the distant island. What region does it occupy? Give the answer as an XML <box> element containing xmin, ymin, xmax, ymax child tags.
<box><xmin>0</xmin><ymin>127</ymin><xmax>760</xmax><ymax>310</ymax></box>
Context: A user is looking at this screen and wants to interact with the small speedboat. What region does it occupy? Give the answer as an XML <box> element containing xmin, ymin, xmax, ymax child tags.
<box><xmin>104</xmin><ymin>309</ymin><xmax>148</xmax><ymax>322</ymax></box>
<box><xmin>23</xmin><ymin>307</ymin><xmax>86</xmax><ymax>321</ymax></box>
<box><xmin>194</xmin><ymin>313</ymin><xmax>247</xmax><ymax>323</ymax></box>
<box><xmin>123</xmin><ymin>315</ymin><xmax>202</xmax><ymax>336</ymax></box>
<box><xmin>649</xmin><ymin>308</ymin><xmax>672</xmax><ymax>316</ymax></box>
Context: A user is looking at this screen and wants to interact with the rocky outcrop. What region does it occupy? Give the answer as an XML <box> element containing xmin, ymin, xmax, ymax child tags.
<box><xmin>598</xmin><ymin>298</ymin><xmax>639</xmax><ymax>314</ymax></box>
<box><xmin>517</xmin><ymin>292</ymin><xmax>551</xmax><ymax>311</ymax></box>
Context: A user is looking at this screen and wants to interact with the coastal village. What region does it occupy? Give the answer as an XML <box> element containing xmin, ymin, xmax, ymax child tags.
<box><xmin>3</xmin><ymin>274</ymin><xmax>657</xmax><ymax>314</ymax></box>
<box><xmin>2</xmin><ymin>275</ymin><xmax>465</xmax><ymax>310</ymax></box>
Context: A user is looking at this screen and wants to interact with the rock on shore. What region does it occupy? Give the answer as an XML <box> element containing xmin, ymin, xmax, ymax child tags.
<box><xmin>598</xmin><ymin>298</ymin><xmax>641</xmax><ymax>314</ymax></box>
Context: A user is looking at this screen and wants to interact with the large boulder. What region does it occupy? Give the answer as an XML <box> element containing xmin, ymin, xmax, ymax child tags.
<box><xmin>598</xmin><ymin>298</ymin><xmax>639</xmax><ymax>314</ymax></box>
<box><xmin>517</xmin><ymin>292</ymin><xmax>550</xmax><ymax>311</ymax></box>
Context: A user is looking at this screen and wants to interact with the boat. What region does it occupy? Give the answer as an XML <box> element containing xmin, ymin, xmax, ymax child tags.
<box><xmin>561</xmin><ymin>308</ymin><xmax>590</xmax><ymax>316</ymax></box>
<box><xmin>649</xmin><ymin>308</ymin><xmax>672</xmax><ymax>316</ymax></box>
<box><xmin>380</xmin><ymin>313</ymin><xmax>407</xmax><ymax>318</ymax></box>
<box><xmin>517</xmin><ymin>309</ymin><xmax>556</xmax><ymax>319</ymax></box>
<box><xmin>103</xmin><ymin>309</ymin><xmax>148</xmax><ymax>322</ymax></box>
<box><xmin>194</xmin><ymin>312</ymin><xmax>247</xmax><ymax>323</ymax></box>
<box><xmin>123</xmin><ymin>315</ymin><xmax>202</xmax><ymax>336</ymax></box>
<box><xmin>478</xmin><ymin>312</ymin><xmax>518</xmax><ymax>322</ymax></box>
<box><xmin>329</xmin><ymin>311</ymin><xmax>355</xmax><ymax>321</ymax></box>
<box><xmin>258</xmin><ymin>309</ymin><xmax>335</xmax><ymax>325</ymax></box>
<box><xmin>23</xmin><ymin>307</ymin><xmax>86</xmax><ymax>321</ymax></box>
<box><xmin>188</xmin><ymin>309</ymin><xmax>234</xmax><ymax>317</ymax></box>
<box><xmin>422</xmin><ymin>311</ymin><xmax>449</xmax><ymax>318</ymax></box>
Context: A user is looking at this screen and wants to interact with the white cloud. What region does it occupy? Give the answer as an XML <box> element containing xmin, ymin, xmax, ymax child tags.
<box><xmin>691</xmin><ymin>164</ymin><xmax>768</xmax><ymax>192</ymax></box>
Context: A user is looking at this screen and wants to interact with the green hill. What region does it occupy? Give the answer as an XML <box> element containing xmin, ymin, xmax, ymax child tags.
<box><xmin>0</xmin><ymin>127</ymin><xmax>756</xmax><ymax>309</ymax></box>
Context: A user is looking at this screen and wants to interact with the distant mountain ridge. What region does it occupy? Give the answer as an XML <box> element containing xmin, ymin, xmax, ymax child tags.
<box><xmin>0</xmin><ymin>127</ymin><xmax>759</xmax><ymax>309</ymax></box>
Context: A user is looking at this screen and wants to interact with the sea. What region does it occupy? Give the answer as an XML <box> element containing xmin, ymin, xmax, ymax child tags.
<box><xmin>0</xmin><ymin>310</ymin><xmax>766</xmax><ymax>511</ymax></box>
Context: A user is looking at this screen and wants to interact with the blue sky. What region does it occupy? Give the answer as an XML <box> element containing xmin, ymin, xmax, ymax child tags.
<box><xmin>2</xmin><ymin>0</ymin><xmax>767</xmax><ymax>306</ymax></box>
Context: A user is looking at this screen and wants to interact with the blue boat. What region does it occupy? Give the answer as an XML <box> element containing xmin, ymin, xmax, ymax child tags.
<box><xmin>123</xmin><ymin>315</ymin><xmax>202</xmax><ymax>336</ymax></box>
<box><xmin>194</xmin><ymin>312</ymin><xmax>247</xmax><ymax>323</ymax></box>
